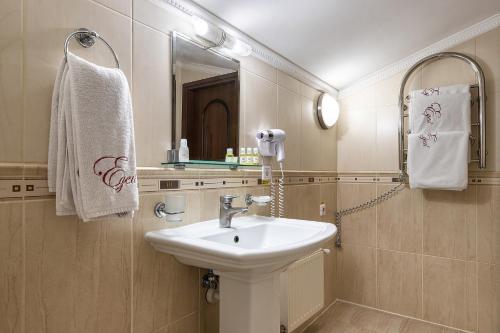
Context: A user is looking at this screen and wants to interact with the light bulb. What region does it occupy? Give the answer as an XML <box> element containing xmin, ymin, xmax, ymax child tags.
<box><xmin>192</xmin><ymin>16</ymin><xmax>209</xmax><ymax>36</ymax></box>
<box><xmin>223</xmin><ymin>34</ymin><xmax>252</xmax><ymax>57</ymax></box>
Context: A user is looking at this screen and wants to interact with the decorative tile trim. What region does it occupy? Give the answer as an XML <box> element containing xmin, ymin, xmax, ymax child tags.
<box><xmin>0</xmin><ymin>164</ymin><xmax>340</xmax><ymax>199</ymax></box>
<box><xmin>161</xmin><ymin>0</ymin><xmax>338</xmax><ymax>95</ymax></box>
<box><xmin>339</xmin><ymin>12</ymin><xmax>500</xmax><ymax>97</ymax></box>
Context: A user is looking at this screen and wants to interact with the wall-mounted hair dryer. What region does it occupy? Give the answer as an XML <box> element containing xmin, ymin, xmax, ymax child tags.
<box><xmin>256</xmin><ymin>129</ymin><xmax>286</xmax><ymax>162</ymax></box>
<box><xmin>256</xmin><ymin>129</ymin><xmax>286</xmax><ymax>218</ymax></box>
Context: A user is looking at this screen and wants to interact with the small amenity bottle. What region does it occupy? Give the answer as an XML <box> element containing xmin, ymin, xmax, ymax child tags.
<box><xmin>225</xmin><ymin>148</ymin><xmax>235</xmax><ymax>163</ymax></box>
<box><xmin>246</xmin><ymin>148</ymin><xmax>253</xmax><ymax>165</ymax></box>
<box><xmin>179</xmin><ymin>139</ymin><xmax>189</xmax><ymax>162</ymax></box>
<box><xmin>239</xmin><ymin>148</ymin><xmax>247</xmax><ymax>164</ymax></box>
<box><xmin>253</xmin><ymin>147</ymin><xmax>260</xmax><ymax>165</ymax></box>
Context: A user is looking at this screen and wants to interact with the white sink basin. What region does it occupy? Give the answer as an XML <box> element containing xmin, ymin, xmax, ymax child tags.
<box><xmin>145</xmin><ymin>215</ymin><xmax>337</xmax><ymax>333</ymax></box>
<box><xmin>145</xmin><ymin>215</ymin><xmax>336</xmax><ymax>273</ymax></box>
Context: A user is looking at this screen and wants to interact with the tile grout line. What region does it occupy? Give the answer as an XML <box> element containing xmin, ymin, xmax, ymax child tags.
<box><xmin>375</xmin><ymin>183</ymin><xmax>379</xmax><ymax>309</ymax></box>
<box><xmin>421</xmin><ymin>187</ymin><xmax>424</xmax><ymax>319</ymax></box>
<box><xmin>337</xmin><ymin>299</ymin><xmax>476</xmax><ymax>333</ymax></box>
<box><xmin>130</xmin><ymin>17</ymin><xmax>135</xmax><ymax>333</ymax></box>
<box><xmin>475</xmin><ymin>184</ymin><xmax>479</xmax><ymax>332</ymax></box>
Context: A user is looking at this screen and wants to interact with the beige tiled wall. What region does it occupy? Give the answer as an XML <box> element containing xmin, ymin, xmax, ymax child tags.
<box><xmin>0</xmin><ymin>1</ymin><xmax>338</xmax><ymax>332</ymax></box>
<box><xmin>0</xmin><ymin>0</ymin><xmax>337</xmax><ymax>171</ymax></box>
<box><xmin>336</xmin><ymin>27</ymin><xmax>500</xmax><ymax>333</ymax></box>
<box><xmin>0</xmin><ymin>181</ymin><xmax>337</xmax><ymax>333</ymax></box>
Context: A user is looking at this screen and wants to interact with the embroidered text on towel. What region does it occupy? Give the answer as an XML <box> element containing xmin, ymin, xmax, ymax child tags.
<box><xmin>422</xmin><ymin>87</ymin><xmax>440</xmax><ymax>96</ymax></box>
<box><xmin>93</xmin><ymin>156</ymin><xmax>137</xmax><ymax>193</ymax></box>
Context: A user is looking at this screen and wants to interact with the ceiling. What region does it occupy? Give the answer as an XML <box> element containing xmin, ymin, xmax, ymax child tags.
<box><xmin>192</xmin><ymin>0</ymin><xmax>500</xmax><ymax>89</ymax></box>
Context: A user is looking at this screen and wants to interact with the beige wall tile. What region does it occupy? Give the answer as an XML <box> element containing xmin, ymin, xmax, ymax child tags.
<box><xmin>422</xmin><ymin>187</ymin><xmax>476</xmax><ymax>260</ymax></box>
<box><xmin>23</xmin><ymin>0</ymin><xmax>132</xmax><ymax>162</ymax></box>
<box><xmin>476</xmin><ymin>27</ymin><xmax>500</xmax><ymax>94</ymax></box>
<box><xmin>339</xmin><ymin>84</ymin><xmax>374</xmax><ymax>110</ymax></box>
<box><xmin>299</xmin><ymin>83</ymin><xmax>320</xmax><ymax>101</ymax></box>
<box><xmin>277</xmin><ymin>70</ymin><xmax>301</xmax><ymax>94</ymax></box>
<box><xmin>422</xmin><ymin>256</ymin><xmax>477</xmax><ymax>331</ymax></box>
<box><xmin>25</xmin><ymin>199</ymin><xmax>132</xmax><ymax>332</ymax></box>
<box><xmin>337</xmin><ymin>107</ymin><xmax>377</xmax><ymax>172</ymax></box>
<box><xmin>337</xmin><ymin>245</ymin><xmax>377</xmax><ymax>307</ymax></box>
<box><xmin>377</xmin><ymin>250</ymin><xmax>422</xmax><ymax>318</ymax></box>
<box><xmin>277</xmin><ymin>87</ymin><xmax>302</xmax><ymax>170</ymax></box>
<box><xmin>284</xmin><ymin>184</ymin><xmax>301</xmax><ymax>219</ymax></box>
<box><xmin>377</xmin><ymin>185</ymin><xmax>422</xmax><ymax>253</ymax></box>
<box><xmin>133</xmin><ymin>193</ymin><xmax>200</xmax><ymax>332</ymax></box>
<box><xmin>168</xmin><ymin>311</ymin><xmax>199</xmax><ymax>333</ymax></box>
<box><xmin>0</xmin><ymin>0</ymin><xmax>23</xmax><ymax>162</ymax></box>
<box><xmin>324</xmin><ymin>245</ymin><xmax>338</xmax><ymax>306</ymax></box>
<box><xmin>132</xmin><ymin>0</ymin><xmax>193</xmax><ymax>35</ymax></box>
<box><xmin>375</xmin><ymin>106</ymin><xmax>399</xmax><ymax>172</ymax></box>
<box><xmin>93</xmin><ymin>0</ymin><xmax>131</xmax><ymax>17</ymax></box>
<box><xmin>421</xmin><ymin>39</ymin><xmax>477</xmax><ymax>88</ymax></box>
<box><xmin>478</xmin><ymin>263</ymin><xmax>499</xmax><ymax>333</ymax></box>
<box><xmin>484</xmin><ymin>91</ymin><xmax>500</xmax><ymax>172</ymax></box>
<box><xmin>133</xmin><ymin>22</ymin><xmax>172</xmax><ymax>167</ymax></box>
<box><xmin>301</xmin><ymin>97</ymin><xmax>322</xmax><ymax>170</ymax></box>
<box><xmin>337</xmin><ymin>183</ymin><xmax>377</xmax><ymax>247</ymax></box>
<box><xmin>0</xmin><ymin>201</ymin><xmax>23</xmax><ymax>333</ymax></box>
<box><xmin>477</xmin><ymin>185</ymin><xmax>500</xmax><ymax>264</ymax></box>
<box><xmin>320</xmin><ymin>125</ymin><xmax>337</xmax><ymax>171</ymax></box>
<box><xmin>240</xmin><ymin>56</ymin><xmax>277</xmax><ymax>83</ymax></box>
<box><xmin>373</xmin><ymin>72</ymin><xmax>403</xmax><ymax>107</ymax></box>
<box><xmin>320</xmin><ymin>183</ymin><xmax>337</xmax><ymax>223</ymax></box>
<box><xmin>242</xmin><ymin>70</ymin><xmax>277</xmax><ymax>148</ymax></box>
<box><xmin>284</xmin><ymin>184</ymin><xmax>321</xmax><ymax>221</ymax></box>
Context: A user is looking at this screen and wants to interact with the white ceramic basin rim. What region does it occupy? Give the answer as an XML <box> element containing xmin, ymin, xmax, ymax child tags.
<box><xmin>145</xmin><ymin>216</ymin><xmax>337</xmax><ymax>272</ymax></box>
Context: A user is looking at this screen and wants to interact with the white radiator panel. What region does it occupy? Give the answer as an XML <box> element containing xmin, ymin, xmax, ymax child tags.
<box><xmin>280</xmin><ymin>250</ymin><xmax>324</xmax><ymax>332</ymax></box>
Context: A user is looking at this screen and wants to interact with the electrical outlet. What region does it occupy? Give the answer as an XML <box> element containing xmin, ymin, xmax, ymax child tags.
<box><xmin>319</xmin><ymin>202</ymin><xmax>326</xmax><ymax>216</ymax></box>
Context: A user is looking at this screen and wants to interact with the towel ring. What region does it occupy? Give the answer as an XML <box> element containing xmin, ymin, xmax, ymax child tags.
<box><xmin>64</xmin><ymin>28</ymin><xmax>120</xmax><ymax>69</ymax></box>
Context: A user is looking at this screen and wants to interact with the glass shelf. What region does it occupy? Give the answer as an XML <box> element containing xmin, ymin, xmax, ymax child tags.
<box><xmin>161</xmin><ymin>160</ymin><xmax>261</xmax><ymax>170</ymax></box>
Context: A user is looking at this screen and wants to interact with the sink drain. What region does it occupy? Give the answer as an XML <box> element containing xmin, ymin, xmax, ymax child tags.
<box><xmin>233</xmin><ymin>235</ymin><xmax>239</xmax><ymax>243</ymax></box>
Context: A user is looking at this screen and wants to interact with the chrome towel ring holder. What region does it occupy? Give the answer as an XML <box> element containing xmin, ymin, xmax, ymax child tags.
<box><xmin>64</xmin><ymin>28</ymin><xmax>120</xmax><ymax>69</ymax></box>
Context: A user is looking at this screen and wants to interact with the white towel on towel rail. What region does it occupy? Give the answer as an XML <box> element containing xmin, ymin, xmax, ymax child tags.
<box><xmin>48</xmin><ymin>53</ymin><xmax>139</xmax><ymax>221</ymax></box>
<box><xmin>407</xmin><ymin>131</ymin><xmax>469</xmax><ymax>190</ymax></box>
<box><xmin>409</xmin><ymin>84</ymin><xmax>471</xmax><ymax>134</ymax></box>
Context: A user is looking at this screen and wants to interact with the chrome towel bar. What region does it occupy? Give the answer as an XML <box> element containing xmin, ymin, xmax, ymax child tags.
<box><xmin>64</xmin><ymin>28</ymin><xmax>120</xmax><ymax>69</ymax></box>
<box><xmin>398</xmin><ymin>51</ymin><xmax>487</xmax><ymax>181</ymax></box>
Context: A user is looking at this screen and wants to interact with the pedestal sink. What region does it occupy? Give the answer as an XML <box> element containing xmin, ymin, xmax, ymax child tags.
<box><xmin>145</xmin><ymin>216</ymin><xmax>337</xmax><ymax>333</ymax></box>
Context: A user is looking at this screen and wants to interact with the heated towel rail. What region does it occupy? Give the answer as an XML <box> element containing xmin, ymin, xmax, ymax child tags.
<box><xmin>398</xmin><ymin>51</ymin><xmax>487</xmax><ymax>181</ymax></box>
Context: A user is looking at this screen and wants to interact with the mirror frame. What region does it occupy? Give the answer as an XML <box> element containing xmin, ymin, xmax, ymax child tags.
<box><xmin>171</xmin><ymin>32</ymin><xmax>241</xmax><ymax>150</ymax></box>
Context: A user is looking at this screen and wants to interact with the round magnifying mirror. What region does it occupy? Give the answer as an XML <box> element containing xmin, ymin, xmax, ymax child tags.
<box><xmin>317</xmin><ymin>93</ymin><xmax>339</xmax><ymax>129</ymax></box>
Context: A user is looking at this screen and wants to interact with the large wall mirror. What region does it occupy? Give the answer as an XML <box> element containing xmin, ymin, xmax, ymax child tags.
<box><xmin>172</xmin><ymin>32</ymin><xmax>240</xmax><ymax>161</ymax></box>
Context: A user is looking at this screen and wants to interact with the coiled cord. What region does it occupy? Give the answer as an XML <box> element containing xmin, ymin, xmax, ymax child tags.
<box><xmin>278</xmin><ymin>162</ymin><xmax>285</xmax><ymax>218</ymax></box>
<box><xmin>270</xmin><ymin>179</ymin><xmax>276</xmax><ymax>218</ymax></box>
<box><xmin>269</xmin><ymin>163</ymin><xmax>285</xmax><ymax>218</ymax></box>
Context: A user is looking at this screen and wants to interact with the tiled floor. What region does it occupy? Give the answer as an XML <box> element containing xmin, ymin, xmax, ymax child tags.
<box><xmin>303</xmin><ymin>301</ymin><xmax>464</xmax><ymax>333</ymax></box>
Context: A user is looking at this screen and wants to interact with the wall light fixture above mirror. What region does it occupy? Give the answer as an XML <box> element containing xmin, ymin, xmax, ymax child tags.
<box><xmin>317</xmin><ymin>93</ymin><xmax>339</xmax><ymax>129</ymax></box>
<box><xmin>191</xmin><ymin>16</ymin><xmax>252</xmax><ymax>57</ymax></box>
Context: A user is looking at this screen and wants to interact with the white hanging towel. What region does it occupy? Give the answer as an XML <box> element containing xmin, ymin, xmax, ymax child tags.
<box><xmin>407</xmin><ymin>84</ymin><xmax>471</xmax><ymax>190</ymax></box>
<box><xmin>407</xmin><ymin>132</ymin><xmax>469</xmax><ymax>190</ymax></box>
<box><xmin>409</xmin><ymin>84</ymin><xmax>471</xmax><ymax>134</ymax></box>
<box><xmin>48</xmin><ymin>53</ymin><xmax>139</xmax><ymax>221</ymax></box>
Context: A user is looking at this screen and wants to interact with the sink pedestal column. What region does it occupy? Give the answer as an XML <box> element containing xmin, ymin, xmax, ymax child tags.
<box><xmin>217</xmin><ymin>271</ymin><xmax>281</xmax><ymax>333</ymax></box>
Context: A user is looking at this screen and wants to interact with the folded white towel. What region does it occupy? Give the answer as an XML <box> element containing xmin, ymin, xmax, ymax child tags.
<box><xmin>407</xmin><ymin>132</ymin><xmax>469</xmax><ymax>190</ymax></box>
<box><xmin>409</xmin><ymin>84</ymin><xmax>471</xmax><ymax>134</ymax></box>
<box><xmin>48</xmin><ymin>53</ymin><xmax>139</xmax><ymax>221</ymax></box>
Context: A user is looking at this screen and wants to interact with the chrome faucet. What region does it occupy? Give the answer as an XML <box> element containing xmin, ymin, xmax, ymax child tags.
<box><xmin>219</xmin><ymin>195</ymin><xmax>248</xmax><ymax>228</ymax></box>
